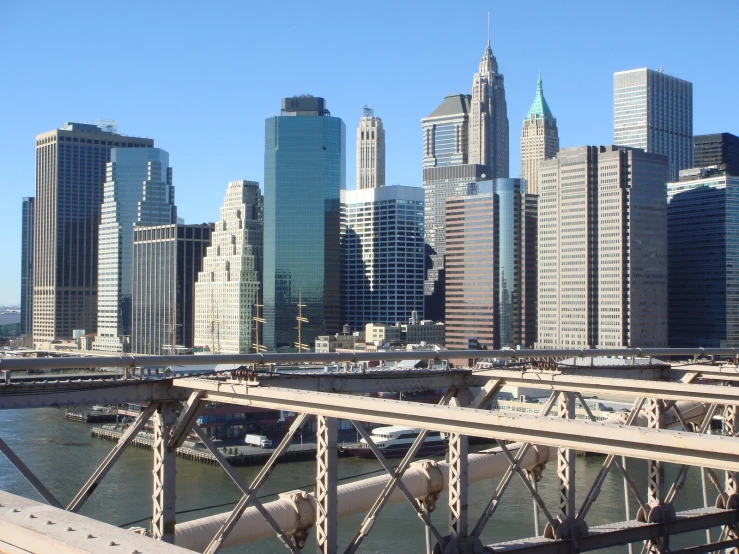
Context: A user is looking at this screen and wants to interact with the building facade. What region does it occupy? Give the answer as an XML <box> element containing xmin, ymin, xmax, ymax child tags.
<box><xmin>20</xmin><ymin>197</ymin><xmax>35</xmax><ymax>337</ymax></box>
<box><xmin>132</xmin><ymin>223</ymin><xmax>212</xmax><ymax>355</ymax></box>
<box><xmin>521</xmin><ymin>75</ymin><xmax>559</xmax><ymax>195</ymax></box>
<box><xmin>444</xmin><ymin>179</ymin><xmax>533</xmax><ymax>350</ymax></box>
<box><xmin>613</xmin><ymin>68</ymin><xmax>693</xmax><ymax>182</ymax></box>
<box><xmin>342</xmin><ymin>186</ymin><xmax>424</xmax><ymax>330</ymax></box>
<box><xmin>468</xmin><ymin>40</ymin><xmax>509</xmax><ymax>179</ymax></box>
<box><xmin>93</xmin><ymin>148</ymin><xmax>176</xmax><ymax>352</ymax></box>
<box><xmin>421</xmin><ymin>94</ymin><xmax>487</xmax><ymax>321</ymax></box>
<box><xmin>667</xmin><ymin>168</ymin><xmax>739</xmax><ymax>347</ymax></box>
<box><xmin>33</xmin><ymin>122</ymin><xmax>153</xmax><ymax>343</ymax></box>
<box><xmin>356</xmin><ymin>106</ymin><xmax>385</xmax><ymax>190</ymax></box>
<box><xmin>693</xmin><ymin>133</ymin><xmax>739</xmax><ymax>176</ymax></box>
<box><xmin>263</xmin><ymin>96</ymin><xmax>345</xmax><ymax>351</ymax></box>
<box><xmin>536</xmin><ymin>146</ymin><xmax>668</xmax><ymax>349</ymax></box>
<box><xmin>194</xmin><ymin>180</ymin><xmax>263</xmax><ymax>354</ymax></box>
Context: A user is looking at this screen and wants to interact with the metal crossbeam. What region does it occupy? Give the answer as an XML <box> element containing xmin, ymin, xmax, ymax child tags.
<box><xmin>471</xmin><ymin>392</ymin><xmax>560</xmax><ymax>539</ymax></box>
<box><xmin>0</xmin><ymin>438</ymin><xmax>61</xmax><ymax>508</ymax></box>
<box><xmin>202</xmin><ymin>413</ymin><xmax>308</xmax><ymax>554</ymax></box>
<box><xmin>0</xmin><ymin>380</ymin><xmax>187</xmax><ymax>410</ymax></box>
<box><xmin>344</xmin><ymin>389</ymin><xmax>455</xmax><ymax>554</ymax></box>
<box><xmin>577</xmin><ymin>397</ymin><xmax>647</xmax><ymax>522</ymax></box>
<box><xmin>470</xmin><ymin>369</ymin><xmax>739</xmax><ymax>405</ymax></box>
<box><xmin>167</xmin><ymin>391</ymin><xmax>206</xmax><ymax>449</ymax></box>
<box><xmin>67</xmin><ymin>401</ymin><xmax>159</xmax><ymax>512</ymax></box>
<box><xmin>180</xmin><ymin>381</ymin><xmax>739</xmax><ymax>471</ymax></box>
<box><xmin>487</xmin><ymin>508</ymin><xmax>739</xmax><ymax>554</ymax></box>
<box><xmin>345</xmin><ymin>422</ymin><xmax>445</xmax><ymax>554</ymax></box>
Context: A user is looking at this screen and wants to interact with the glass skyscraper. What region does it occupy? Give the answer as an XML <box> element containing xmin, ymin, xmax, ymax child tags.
<box><xmin>20</xmin><ymin>197</ymin><xmax>35</xmax><ymax>337</ymax></box>
<box><xmin>93</xmin><ymin>148</ymin><xmax>176</xmax><ymax>352</ymax></box>
<box><xmin>667</xmin><ymin>168</ymin><xmax>739</xmax><ymax>347</ymax></box>
<box><xmin>444</xmin><ymin>179</ymin><xmax>532</xmax><ymax>350</ymax></box>
<box><xmin>614</xmin><ymin>68</ymin><xmax>693</xmax><ymax>182</ymax></box>
<box><xmin>263</xmin><ymin>96</ymin><xmax>345</xmax><ymax>351</ymax></box>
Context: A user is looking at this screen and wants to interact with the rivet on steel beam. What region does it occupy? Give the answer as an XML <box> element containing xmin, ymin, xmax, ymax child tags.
<box><xmin>26</xmin><ymin>514</ymin><xmax>36</xmax><ymax>519</ymax></box>
<box><xmin>11</xmin><ymin>508</ymin><xmax>20</xmax><ymax>513</ymax></box>
<box><xmin>87</xmin><ymin>533</ymin><xmax>95</xmax><ymax>539</ymax></box>
<box><xmin>108</xmin><ymin>541</ymin><xmax>118</xmax><ymax>546</ymax></box>
<box><xmin>66</xmin><ymin>527</ymin><xmax>75</xmax><ymax>531</ymax></box>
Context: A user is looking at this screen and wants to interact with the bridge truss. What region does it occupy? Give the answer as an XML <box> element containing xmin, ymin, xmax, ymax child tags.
<box><xmin>0</xmin><ymin>348</ymin><xmax>738</xmax><ymax>554</ymax></box>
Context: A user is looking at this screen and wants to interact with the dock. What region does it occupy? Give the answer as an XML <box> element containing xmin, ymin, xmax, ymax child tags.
<box><xmin>90</xmin><ymin>425</ymin><xmax>331</xmax><ymax>466</ymax></box>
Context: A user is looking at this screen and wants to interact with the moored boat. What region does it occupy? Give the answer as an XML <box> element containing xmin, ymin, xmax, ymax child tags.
<box><xmin>341</xmin><ymin>425</ymin><xmax>446</xmax><ymax>458</ymax></box>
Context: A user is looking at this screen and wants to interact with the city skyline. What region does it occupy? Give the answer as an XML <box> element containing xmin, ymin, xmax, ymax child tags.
<box><xmin>2</xmin><ymin>1</ymin><xmax>739</xmax><ymax>304</ymax></box>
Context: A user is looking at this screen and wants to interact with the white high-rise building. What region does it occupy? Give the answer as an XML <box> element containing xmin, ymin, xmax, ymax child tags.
<box><xmin>356</xmin><ymin>106</ymin><xmax>385</xmax><ymax>190</ymax></box>
<box><xmin>614</xmin><ymin>68</ymin><xmax>693</xmax><ymax>182</ymax></box>
<box><xmin>92</xmin><ymin>148</ymin><xmax>175</xmax><ymax>352</ymax></box>
<box><xmin>194</xmin><ymin>180</ymin><xmax>263</xmax><ymax>354</ymax></box>
<box><xmin>536</xmin><ymin>145</ymin><xmax>668</xmax><ymax>349</ymax></box>
<box><xmin>342</xmin><ymin>186</ymin><xmax>424</xmax><ymax>330</ymax></box>
<box><xmin>520</xmin><ymin>74</ymin><xmax>559</xmax><ymax>195</ymax></box>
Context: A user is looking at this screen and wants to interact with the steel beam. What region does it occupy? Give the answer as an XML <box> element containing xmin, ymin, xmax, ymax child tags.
<box><xmin>152</xmin><ymin>402</ymin><xmax>178</xmax><ymax>543</ymax></box>
<box><xmin>471</xmin><ymin>392</ymin><xmax>559</xmax><ymax>540</ymax></box>
<box><xmin>488</xmin><ymin>507</ymin><xmax>739</xmax><ymax>554</ymax></box>
<box><xmin>557</xmin><ymin>393</ymin><xmax>576</xmax><ymax>521</ymax></box>
<box><xmin>168</xmin><ymin>391</ymin><xmax>206</xmax><ymax>449</ymax></box>
<box><xmin>177</xmin><ymin>381</ymin><xmax>739</xmax><ymax>471</ymax></box>
<box><xmin>67</xmin><ymin>401</ymin><xmax>159</xmax><ymax>512</ymax></box>
<box><xmin>448</xmin><ymin>389</ymin><xmax>471</xmax><ymax>547</ymax></box>
<box><xmin>470</xmin><ymin>369</ymin><xmax>739</xmax><ymax>405</ymax></box>
<box><xmin>232</xmin><ymin>370</ymin><xmax>470</xmax><ymax>394</ymax></box>
<box><xmin>4</xmin><ymin>347</ymin><xmax>739</xmax><ymax>373</ymax></box>
<box><xmin>316</xmin><ymin>416</ymin><xmax>338</xmax><ymax>554</ymax></box>
<box><xmin>0</xmin><ymin>438</ymin><xmax>61</xmax><ymax>508</ymax></box>
<box><xmin>344</xmin><ymin>421</ymin><xmax>445</xmax><ymax>554</ymax></box>
<box><xmin>0</xmin><ymin>380</ymin><xmax>187</xmax><ymax>410</ymax></box>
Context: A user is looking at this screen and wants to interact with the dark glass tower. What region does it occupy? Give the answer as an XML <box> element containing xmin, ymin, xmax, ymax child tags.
<box><xmin>668</xmin><ymin>169</ymin><xmax>739</xmax><ymax>347</ymax></box>
<box><xmin>20</xmin><ymin>197</ymin><xmax>35</xmax><ymax>336</ymax></box>
<box><xmin>131</xmin><ymin>223</ymin><xmax>213</xmax><ymax>354</ymax></box>
<box><xmin>263</xmin><ymin>96</ymin><xmax>345</xmax><ymax>351</ymax></box>
<box><xmin>694</xmin><ymin>133</ymin><xmax>739</xmax><ymax>176</ymax></box>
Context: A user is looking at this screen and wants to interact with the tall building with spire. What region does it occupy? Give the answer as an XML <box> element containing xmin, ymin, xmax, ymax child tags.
<box><xmin>468</xmin><ymin>37</ymin><xmax>509</xmax><ymax>179</ymax></box>
<box><xmin>356</xmin><ymin>106</ymin><xmax>385</xmax><ymax>190</ymax></box>
<box><xmin>521</xmin><ymin>75</ymin><xmax>559</xmax><ymax>195</ymax></box>
<box><xmin>194</xmin><ymin>180</ymin><xmax>263</xmax><ymax>354</ymax></box>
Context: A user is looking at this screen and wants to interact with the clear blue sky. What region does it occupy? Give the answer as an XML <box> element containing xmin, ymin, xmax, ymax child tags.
<box><xmin>1</xmin><ymin>0</ymin><xmax>738</xmax><ymax>306</ymax></box>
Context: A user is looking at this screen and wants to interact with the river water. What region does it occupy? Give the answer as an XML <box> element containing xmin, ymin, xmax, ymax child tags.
<box><xmin>0</xmin><ymin>408</ymin><xmax>720</xmax><ymax>553</ymax></box>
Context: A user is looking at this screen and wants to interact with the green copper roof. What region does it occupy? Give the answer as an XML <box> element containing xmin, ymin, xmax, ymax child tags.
<box><xmin>526</xmin><ymin>74</ymin><xmax>554</xmax><ymax>121</ymax></box>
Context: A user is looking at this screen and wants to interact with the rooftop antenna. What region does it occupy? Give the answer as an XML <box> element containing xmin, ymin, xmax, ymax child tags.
<box><xmin>362</xmin><ymin>105</ymin><xmax>374</xmax><ymax>117</ymax></box>
<box><xmin>487</xmin><ymin>12</ymin><xmax>490</xmax><ymax>47</ymax></box>
<box><xmin>658</xmin><ymin>66</ymin><xmax>664</xmax><ymax>73</ymax></box>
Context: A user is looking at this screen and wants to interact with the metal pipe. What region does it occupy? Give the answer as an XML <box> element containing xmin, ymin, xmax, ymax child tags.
<box><xmin>174</xmin><ymin>444</ymin><xmax>554</xmax><ymax>552</ymax></box>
